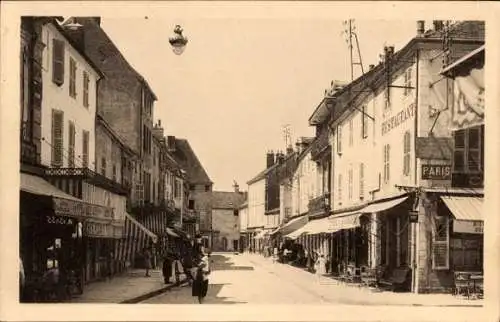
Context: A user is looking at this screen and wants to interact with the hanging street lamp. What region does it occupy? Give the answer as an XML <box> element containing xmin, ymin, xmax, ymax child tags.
<box><xmin>169</xmin><ymin>25</ymin><xmax>188</xmax><ymax>55</ymax></box>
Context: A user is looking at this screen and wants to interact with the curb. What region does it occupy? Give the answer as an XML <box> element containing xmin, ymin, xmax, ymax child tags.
<box><xmin>120</xmin><ymin>279</ymin><xmax>188</xmax><ymax>304</ymax></box>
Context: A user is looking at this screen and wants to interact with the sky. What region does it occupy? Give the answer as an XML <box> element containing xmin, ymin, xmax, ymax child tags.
<box><xmin>100</xmin><ymin>15</ymin><xmax>422</xmax><ymax>191</ymax></box>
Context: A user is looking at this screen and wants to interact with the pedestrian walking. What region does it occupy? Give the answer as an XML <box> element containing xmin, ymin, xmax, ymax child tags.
<box><xmin>162</xmin><ymin>251</ymin><xmax>174</xmax><ymax>284</ymax></box>
<box><xmin>192</xmin><ymin>251</ymin><xmax>211</xmax><ymax>304</ymax></box>
<box><xmin>143</xmin><ymin>247</ymin><xmax>152</xmax><ymax>277</ymax></box>
<box><xmin>315</xmin><ymin>253</ymin><xmax>327</xmax><ymax>283</ymax></box>
<box><xmin>272</xmin><ymin>246</ymin><xmax>278</xmax><ymax>263</ymax></box>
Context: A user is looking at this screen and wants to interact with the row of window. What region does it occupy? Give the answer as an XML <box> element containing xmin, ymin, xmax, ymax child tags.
<box><xmin>51</xmin><ymin>109</ymin><xmax>89</xmax><ymax>168</ymax></box>
<box><xmin>52</xmin><ymin>39</ymin><xmax>90</xmax><ymax>108</ymax></box>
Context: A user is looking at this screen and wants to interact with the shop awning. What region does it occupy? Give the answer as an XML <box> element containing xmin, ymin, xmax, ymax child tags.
<box><xmin>271</xmin><ymin>215</ymin><xmax>308</xmax><ymax>236</ymax></box>
<box><xmin>328</xmin><ymin>211</ymin><xmax>362</xmax><ymax>232</ymax></box>
<box><xmin>285</xmin><ymin>226</ymin><xmax>307</xmax><ymax>240</ymax></box>
<box><xmin>286</xmin><ymin>217</ymin><xmax>330</xmax><ymax>239</ymax></box>
<box><xmin>361</xmin><ymin>196</ymin><xmax>408</xmax><ymax>214</ymax></box>
<box><xmin>441</xmin><ymin>196</ymin><xmax>483</xmax><ymax>221</ymax></box>
<box><xmin>125</xmin><ymin>213</ymin><xmax>157</xmax><ymax>243</ymax></box>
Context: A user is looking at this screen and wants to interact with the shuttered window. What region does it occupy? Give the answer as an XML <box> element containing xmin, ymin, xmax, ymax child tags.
<box><xmin>403</xmin><ymin>131</ymin><xmax>411</xmax><ymax>176</ymax></box>
<box><xmin>69</xmin><ymin>57</ymin><xmax>77</xmax><ymax>98</ymax></box>
<box><xmin>432</xmin><ymin>215</ymin><xmax>450</xmax><ymax>270</ymax></box>
<box><xmin>359</xmin><ymin>163</ymin><xmax>365</xmax><ymax>199</ymax></box>
<box><xmin>51</xmin><ymin>110</ymin><xmax>64</xmax><ymax>167</ymax></box>
<box><xmin>52</xmin><ymin>39</ymin><xmax>65</xmax><ymax>86</ymax></box>
<box><xmin>83</xmin><ymin>71</ymin><xmax>90</xmax><ymax>108</ymax></box>
<box><xmin>337</xmin><ymin>125</ymin><xmax>342</xmax><ymax>154</ymax></box>
<box><xmin>361</xmin><ymin>105</ymin><xmax>368</xmax><ymax>139</ymax></box>
<box><xmin>338</xmin><ymin>174</ymin><xmax>342</xmax><ymax>204</ymax></box>
<box><xmin>68</xmin><ymin>121</ymin><xmax>75</xmax><ymax>167</ymax></box>
<box><xmin>383</xmin><ymin>144</ymin><xmax>391</xmax><ymax>183</ymax></box>
<box><xmin>112</xmin><ymin>164</ymin><xmax>117</xmax><ymax>182</ymax></box>
<box><xmin>349</xmin><ymin>119</ymin><xmax>354</xmax><ymax>146</ymax></box>
<box><xmin>82</xmin><ymin>130</ymin><xmax>89</xmax><ymax>168</ymax></box>
<box><xmin>101</xmin><ymin>157</ymin><xmax>106</xmax><ymax>176</ymax></box>
<box><xmin>348</xmin><ymin>166</ymin><xmax>353</xmax><ymax>200</ymax></box>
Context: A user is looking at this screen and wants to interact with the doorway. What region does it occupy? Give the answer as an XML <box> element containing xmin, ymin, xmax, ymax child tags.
<box><xmin>233</xmin><ymin>240</ymin><xmax>239</xmax><ymax>252</ymax></box>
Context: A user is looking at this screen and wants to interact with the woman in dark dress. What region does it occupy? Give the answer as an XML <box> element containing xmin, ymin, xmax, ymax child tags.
<box><xmin>192</xmin><ymin>252</ymin><xmax>210</xmax><ymax>304</ymax></box>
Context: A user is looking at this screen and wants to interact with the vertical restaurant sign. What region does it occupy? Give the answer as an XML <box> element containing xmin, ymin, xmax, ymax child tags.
<box><xmin>381</xmin><ymin>103</ymin><xmax>416</xmax><ymax>136</ymax></box>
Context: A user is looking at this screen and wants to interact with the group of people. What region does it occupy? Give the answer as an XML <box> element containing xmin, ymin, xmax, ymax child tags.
<box><xmin>143</xmin><ymin>234</ymin><xmax>211</xmax><ymax>304</ymax></box>
<box><xmin>270</xmin><ymin>242</ymin><xmax>329</xmax><ymax>281</ymax></box>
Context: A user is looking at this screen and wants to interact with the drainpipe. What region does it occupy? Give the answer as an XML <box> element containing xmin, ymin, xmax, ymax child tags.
<box><xmin>412</xmin><ymin>48</ymin><xmax>420</xmax><ymax>294</ymax></box>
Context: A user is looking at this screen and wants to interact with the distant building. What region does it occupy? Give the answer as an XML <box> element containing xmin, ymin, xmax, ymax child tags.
<box><xmin>196</xmin><ymin>188</ymin><xmax>246</xmax><ymax>251</ymax></box>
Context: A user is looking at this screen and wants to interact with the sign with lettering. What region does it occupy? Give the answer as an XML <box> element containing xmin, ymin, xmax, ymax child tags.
<box><xmin>409</xmin><ymin>211</ymin><xmax>419</xmax><ymax>223</ymax></box>
<box><xmin>85</xmin><ymin>221</ymin><xmax>114</xmax><ymax>238</ymax></box>
<box><xmin>381</xmin><ymin>103</ymin><xmax>416</xmax><ymax>136</ymax></box>
<box><xmin>421</xmin><ymin>164</ymin><xmax>452</xmax><ymax>180</ymax></box>
<box><xmin>453</xmin><ymin>220</ymin><xmax>483</xmax><ymax>234</ymax></box>
<box><xmin>46</xmin><ymin>215</ymin><xmax>75</xmax><ymax>226</ymax></box>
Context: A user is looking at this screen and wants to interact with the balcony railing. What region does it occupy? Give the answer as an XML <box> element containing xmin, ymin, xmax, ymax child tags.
<box><xmin>310</xmin><ymin>129</ymin><xmax>331</xmax><ymax>161</ymax></box>
<box><xmin>45</xmin><ymin>167</ymin><xmax>129</xmax><ymax>196</ymax></box>
<box><xmin>308</xmin><ymin>192</ymin><xmax>331</xmax><ymax>216</ymax></box>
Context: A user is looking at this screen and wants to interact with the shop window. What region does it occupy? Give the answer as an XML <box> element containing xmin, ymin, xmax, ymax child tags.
<box><xmin>451</xmin><ymin>237</ymin><xmax>483</xmax><ymax>270</ymax></box>
<box><xmin>432</xmin><ymin>215</ymin><xmax>450</xmax><ymax>270</ymax></box>
<box><xmin>403</xmin><ymin>131</ymin><xmax>411</xmax><ymax>176</ymax></box>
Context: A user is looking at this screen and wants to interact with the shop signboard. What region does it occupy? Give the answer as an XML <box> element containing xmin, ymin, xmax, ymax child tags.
<box><xmin>421</xmin><ymin>164</ymin><xmax>452</xmax><ymax>180</ymax></box>
<box><xmin>45</xmin><ymin>214</ymin><xmax>76</xmax><ymax>226</ymax></box>
<box><xmin>453</xmin><ymin>220</ymin><xmax>483</xmax><ymax>234</ymax></box>
<box><xmin>409</xmin><ymin>210</ymin><xmax>419</xmax><ymax>223</ymax></box>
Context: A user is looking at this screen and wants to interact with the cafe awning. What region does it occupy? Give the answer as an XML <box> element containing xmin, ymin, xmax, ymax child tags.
<box><xmin>125</xmin><ymin>213</ymin><xmax>157</xmax><ymax>243</ymax></box>
<box><xmin>286</xmin><ymin>217</ymin><xmax>330</xmax><ymax>239</ymax></box>
<box><xmin>271</xmin><ymin>215</ymin><xmax>308</xmax><ymax>236</ymax></box>
<box><xmin>441</xmin><ymin>196</ymin><xmax>483</xmax><ymax>221</ymax></box>
<box><xmin>328</xmin><ymin>211</ymin><xmax>362</xmax><ymax>232</ymax></box>
<box><xmin>361</xmin><ymin>196</ymin><xmax>408</xmax><ymax>214</ymax></box>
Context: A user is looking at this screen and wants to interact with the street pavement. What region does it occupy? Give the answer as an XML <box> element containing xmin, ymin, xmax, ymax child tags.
<box><xmin>141</xmin><ymin>252</ymin><xmax>484</xmax><ymax>306</ymax></box>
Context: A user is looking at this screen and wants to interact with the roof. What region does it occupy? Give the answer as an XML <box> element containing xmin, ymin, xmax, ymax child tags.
<box><xmin>171</xmin><ymin>138</ymin><xmax>212</xmax><ymax>185</ymax></box>
<box><xmin>247</xmin><ymin>149</ymin><xmax>300</xmax><ymax>185</ymax></box>
<box><xmin>66</xmin><ymin>17</ymin><xmax>157</xmax><ymax>100</ymax></box>
<box><xmin>211</xmin><ymin>191</ymin><xmax>246</xmax><ymax>209</ymax></box>
<box><xmin>310</xmin><ymin>21</ymin><xmax>484</xmax><ymax>128</ymax></box>
<box><xmin>96</xmin><ymin>114</ymin><xmax>138</xmax><ymax>157</ymax></box>
<box><xmin>48</xmin><ymin>18</ymin><xmax>105</xmax><ymax>79</ymax></box>
<box><xmin>441</xmin><ymin>45</ymin><xmax>484</xmax><ymax>78</ymax></box>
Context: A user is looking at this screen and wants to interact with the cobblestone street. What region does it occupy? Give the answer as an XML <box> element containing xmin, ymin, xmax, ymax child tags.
<box><xmin>142</xmin><ymin>253</ymin><xmax>484</xmax><ymax>306</ymax></box>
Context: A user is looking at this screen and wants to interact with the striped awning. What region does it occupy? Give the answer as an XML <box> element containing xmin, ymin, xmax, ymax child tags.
<box><xmin>441</xmin><ymin>196</ymin><xmax>483</xmax><ymax>221</ymax></box>
<box><xmin>125</xmin><ymin>213</ymin><xmax>157</xmax><ymax>242</ymax></box>
<box><xmin>286</xmin><ymin>217</ymin><xmax>330</xmax><ymax>239</ymax></box>
<box><xmin>328</xmin><ymin>211</ymin><xmax>362</xmax><ymax>232</ymax></box>
<box><xmin>271</xmin><ymin>215</ymin><xmax>308</xmax><ymax>236</ymax></box>
<box><xmin>361</xmin><ymin>196</ymin><xmax>408</xmax><ymax>214</ymax></box>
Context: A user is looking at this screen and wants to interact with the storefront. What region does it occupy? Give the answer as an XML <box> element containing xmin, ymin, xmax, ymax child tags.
<box><xmin>20</xmin><ymin>173</ymin><xmax>110</xmax><ymax>301</ymax></box>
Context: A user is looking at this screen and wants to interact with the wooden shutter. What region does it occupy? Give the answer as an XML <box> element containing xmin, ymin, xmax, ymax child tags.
<box><xmin>52</xmin><ymin>39</ymin><xmax>65</xmax><ymax>86</ymax></box>
<box><xmin>83</xmin><ymin>72</ymin><xmax>89</xmax><ymax>108</ymax></box>
<box><xmin>359</xmin><ymin>163</ymin><xmax>364</xmax><ymax>199</ymax></box>
<box><xmin>69</xmin><ymin>58</ymin><xmax>76</xmax><ymax>97</ymax></box>
<box><xmin>82</xmin><ymin>130</ymin><xmax>89</xmax><ymax>168</ymax></box>
<box><xmin>337</xmin><ymin>125</ymin><xmax>342</xmax><ymax>154</ymax></box>
<box><xmin>403</xmin><ymin>131</ymin><xmax>410</xmax><ymax>175</ymax></box>
<box><xmin>432</xmin><ymin>215</ymin><xmax>450</xmax><ymax>270</ymax></box>
<box><xmin>68</xmin><ymin>121</ymin><xmax>75</xmax><ymax>167</ymax></box>
<box><xmin>51</xmin><ymin>110</ymin><xmax>64</xmax><ymax>167</ymax></box>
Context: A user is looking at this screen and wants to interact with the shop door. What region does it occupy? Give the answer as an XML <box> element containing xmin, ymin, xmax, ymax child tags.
<box><xmin>233</xmin><ymin>240</ymin><xmax>239</xmax><ymax>252</ymax></box>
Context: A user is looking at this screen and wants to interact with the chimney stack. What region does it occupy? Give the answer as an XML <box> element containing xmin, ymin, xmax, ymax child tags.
<box><xmin>286</xmin><ymin>145</ymin><xmax>294</xmax><ymax>155</ymax></box>
<box><xmin>384</xmin><ymin>46</ymin><xmax>395</xmax><ymax>63</ymax></box>
<box><xmin>417</xmin><ymin>20</ymin><xmax>425</xmax><ymax>36</ymax></box>
<box><xmin>233</xmin><ymin>181</ymin><xmax>240</xmax><ymax>193</ymax></box>
<box><xmin>152</xmin><ymin>120</ymin><xmax>165</xmax><ymax>140</ymax></box>
<box><xmin>276</xmin><ymin>151</ymin><xmax>285</xmax><ymax>164</ymax></box>
<box><xmin>433</xmin><ymin>20</ymin><xmax>444</xmax><ymax>31</ymax></box>
<box><xmin>167</xmin><ymin>136</ymin><xmax>176</xmax><ymax>152</ymax></box>
<box><xmin>266</xmin><ymin>150</ymin><xmax>275</xmax><ymax>168</ymax></box>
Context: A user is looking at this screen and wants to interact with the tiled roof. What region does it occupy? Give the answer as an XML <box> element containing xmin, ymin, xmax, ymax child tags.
<box><xmin>171</xmin><ymin>139</ymin><xmax>212</xmax><ymax>185</ymax></box>
<box><xmin>194</xmin><ymin>191</ymin><xmax>246</xmax><ymax>210</ymax></box>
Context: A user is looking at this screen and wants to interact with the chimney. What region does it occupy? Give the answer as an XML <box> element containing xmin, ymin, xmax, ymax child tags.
<box><xmin>433</xmin><ymin>20</ymin><xmax>444</xmax><ymax>31</ymax></box>
<box><xmin>167</xmin><ymin>136</ymin><xmax>176</xmax><ymax>152</ymax></box>
<box><xmin>63</xmin><ymin>19</ymin><xmax>85</xmax><ymax>52</ymax></box>
<box><xmin>266</xmin><ymin>150</ymin><xmax>275</xmax><ymax>168</ymax></box>
<box><xmin>417</xmin><ymin>20</ymin><xmax>425</xmax><ymax>36</ymax></box>
<box><xmin>233</xmin><ymin>181</ymin><xmax>240</xmax><ymax>193</ymax></box>
<box><xmin>152</xmin><ymin>120</ymin><xmax>165</xmax><ymax>140</ymax></box>
<box><xmin>384</xmin><ymin>46</ymin><xmax>395</xmax><ymax>63</ymax></box>
<box><xmin>276</xmin><ymin>151</ymin><xmax>285</xmax><ymax>165</ymax></box>
<box><xmin>369</xmin><ymin>64</ymin><xmax>375</xmax><ymax>70</ymax></box>
<box><xmin>286</xmin><ymin>145</ymin><xmax>294</xmax><ymax>155</ymax></box>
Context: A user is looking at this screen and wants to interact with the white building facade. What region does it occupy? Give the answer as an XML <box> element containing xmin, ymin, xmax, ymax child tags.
<box><xmin>40</xmin><ymin>22</ymin><xmax>101</xmax><ymax>171</ymax></box>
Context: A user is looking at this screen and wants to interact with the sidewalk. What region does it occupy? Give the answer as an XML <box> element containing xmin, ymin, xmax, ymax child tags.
<box><xmin>245</xmin><ymin>253</ymin><xmax>484</xmax><ymax>307</ymax></box>
<box><xmin>69</xmin><ymin>269</ymin><xmax>187</xmax><ymax>303</ymax></box>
